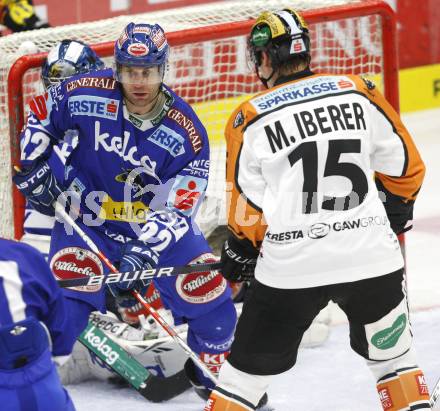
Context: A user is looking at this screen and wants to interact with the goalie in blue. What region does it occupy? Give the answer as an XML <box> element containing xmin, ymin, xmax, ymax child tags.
<box><xmin>13</xmin><ymin>22</ymin><xmax>236</xmax><ymax>397</ymax></box>
<box><xmin>22</xmin><ymin>39</ymin><xmax>105</xmax><ymax>254</ymax></box>
<box><xmin>0</xmin><ymin>238</ymin><xmax>75</xmax><ymax>411</ymax></box>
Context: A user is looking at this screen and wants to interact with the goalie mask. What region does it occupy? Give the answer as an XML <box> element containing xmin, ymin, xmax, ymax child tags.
<box><xmin>41</xmin><ymin>39</ymin><xmax>104</xmax><ymax>90</ymax></box>
<box><xmin>248</xmin><ymin>8</ymin><xmax>311</xmax><ymax>87</ymax></box>
<box><xmin>114</xmin><ymin>22</ymin><xmax>169</xmax><ymax>87</ymax></box>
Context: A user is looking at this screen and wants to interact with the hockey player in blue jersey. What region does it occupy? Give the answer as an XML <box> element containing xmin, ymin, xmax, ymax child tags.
<box><xmin>13</xmin><ymin>22</ymin><xmax>237</xmax><ymax>397</ymax></box>
<box><xmin>0</xmin><ymin>238</ymin><xmax>75</xmax><ymax>411</ymax></box>
<box><xmin>22</xmin><ymin>37</ymin><xmax>194</xmax><ymax>401</ymax></box>
<box><xmin>22</xmin><ymin>39</ymin><xmax>104</xmax><ymax>255</ymax></box>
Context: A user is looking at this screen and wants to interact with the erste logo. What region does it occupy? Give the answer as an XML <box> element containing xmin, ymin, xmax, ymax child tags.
<box><xmin>68</xmin><ymin>96</ymin><xmax>119</xmax><ymax>120</ymax></box>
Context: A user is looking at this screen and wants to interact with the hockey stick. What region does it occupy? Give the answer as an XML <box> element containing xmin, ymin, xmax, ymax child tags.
<box><xmin>54</xmin><ymin>203</ymin><xmax>219</xmax><ymax>385</ymax></box>
<box><xmin>78</xmin><ymin>320</ymin><xmax>192</xmax><ymax>402</ymax></box>
<box><xmin>430</xmin><ymin>377</ymin><xmax>440</xmax><ymax>408</ymax></box>
<box><xmin>57</xmin><ymin>261</ymin><xmax>222</xmax><ymax>288</ymax></box>
<box><xmin>78</xmin><ymin>321</ymin><xmax>152</xmax><ymax>391</ymax></box>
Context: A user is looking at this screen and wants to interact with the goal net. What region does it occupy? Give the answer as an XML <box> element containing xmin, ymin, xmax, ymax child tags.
<box><xmin>0</xmin><ymin>0</ymin><xmax>398</xmax><ymax>239</ymax></box>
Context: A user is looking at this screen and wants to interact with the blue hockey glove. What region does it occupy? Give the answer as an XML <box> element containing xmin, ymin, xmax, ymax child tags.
<box><xmin>221</xmin><ymin>233</ymin><xmax>259</xmax><ymax>282</ymax></box>
<box><xmin>109</xmin><ymin>240</ymin><xmax>159</xmax><ymax>309</ymax></box>
<box><xmin>13</xmin><ymin>160</ymin><xmax>64</xmax><ymax>216</ymax></box>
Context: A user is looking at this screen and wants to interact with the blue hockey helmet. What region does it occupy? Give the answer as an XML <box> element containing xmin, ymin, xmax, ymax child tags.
<box><xmin>114</xmin><ymin>22</ymin><xmax>169</xmax><ymax>72</ymax></box>
<box><xmin>41</xmin><ymin>39</ymin><xmax>104</xmax><ymax>89</ymax></box>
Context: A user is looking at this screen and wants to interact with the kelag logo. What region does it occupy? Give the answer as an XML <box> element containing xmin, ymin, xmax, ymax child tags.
<box><xmin>68</xmin><ymin>96</ymin><xmax>119</xmax><ymax>120</ymax></box>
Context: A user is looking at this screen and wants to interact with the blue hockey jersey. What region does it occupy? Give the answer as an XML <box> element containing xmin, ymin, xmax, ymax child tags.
<box><xmin>0</xmin><ymin>238</ymin><xmax>73</xmax><ymax>356</ymax></box>
<box><xmin>20</xmin><ymin>68</ymin><xmax>210</xmax><ymax>250</ymax></box>
<box><xmin>24</xmin><ymin>139</ymin><xmax>77</xmax><ymax>236</ymax></box>
<box><xmin>0</xmin><ymin>238</ymin><xmax>75</xmax><ymax>410</ymax></box>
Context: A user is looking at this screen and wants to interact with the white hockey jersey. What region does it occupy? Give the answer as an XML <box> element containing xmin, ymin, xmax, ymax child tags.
<box><xmin>225</xmin><ymin>72</ymin><xmax>425</xmax><ymax>289</ymax></box>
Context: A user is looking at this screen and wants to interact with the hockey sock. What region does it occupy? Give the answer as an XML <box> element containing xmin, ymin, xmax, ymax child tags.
<box><xmin>368</xmin><ymin>348</ymin><xmax>431</xmax><ymax>410</ymax></box>
<box><xmin>376</xmin><ymin>367</ymin><xmax>430</xmax><ymax>410</ymax></box>
<box><xmin>206</xmin><ymin>361</ymin><xmax>271</xmax><ymax>409</ymax></box>
<box><xmin>205</xmin><ymin>388</ymin><xmax>256</xmax><ymax>411</ymax></box>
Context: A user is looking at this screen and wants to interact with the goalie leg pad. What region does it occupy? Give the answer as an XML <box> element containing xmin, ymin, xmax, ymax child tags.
<box><xmin>58</xmin><ymin>341</ymin><xmax>95</xmax><ymax>385</ymax></box>
<box><xmin>300</xmin><ymin>304</ymin><xmax>331</xmax><ymax>348</ymax></box>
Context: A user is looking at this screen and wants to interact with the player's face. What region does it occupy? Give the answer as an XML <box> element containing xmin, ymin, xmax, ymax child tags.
<box><xmin>119</xmin><ymin>65</ymin><xmax>162</xmax><ymax>114</ymax></box>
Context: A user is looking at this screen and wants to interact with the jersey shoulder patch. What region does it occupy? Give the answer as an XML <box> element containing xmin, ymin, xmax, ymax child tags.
<box><xmin>361</xmin><ymin>76</ymin><xmax>376</xmax><ymax>90</ymax></box>
<box><xmin>233</xmin><ymin>110</ymin><xmax>244</xmax><ymax>128</ymax></box>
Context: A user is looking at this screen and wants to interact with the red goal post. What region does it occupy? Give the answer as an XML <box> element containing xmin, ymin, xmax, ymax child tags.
<box><xmin>4</xmin><ymin>0</ymin><xmax>398</xmax><ymax>239</ymax></box>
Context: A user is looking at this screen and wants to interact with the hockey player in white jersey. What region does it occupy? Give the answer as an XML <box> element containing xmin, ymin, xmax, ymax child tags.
<box><xmin>205</xmin><ymin>8</ymin><xmax>430</xmax><ymax>411</ymax></box>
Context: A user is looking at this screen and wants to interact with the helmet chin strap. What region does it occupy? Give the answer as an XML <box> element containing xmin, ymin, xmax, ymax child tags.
<box><xmin>254</xmin><ymin>57</ymin><xmax>277</xmax><ymax>89</ymax></box>
<box><xmin>257</xmin><ymin>68</ymin><xmax>276</xmax><ymax>89</ymax></box>
<box><xmin>151</xmin><ymin>84</ymin><xmax>162</xmax><ymax>101</ymax></box>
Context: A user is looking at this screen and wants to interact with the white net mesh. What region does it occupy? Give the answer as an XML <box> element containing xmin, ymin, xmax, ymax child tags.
<box><xmin>0</xmin><ymin>0</ymin><xmax>388</xmax><ymax>238</ymax></box>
